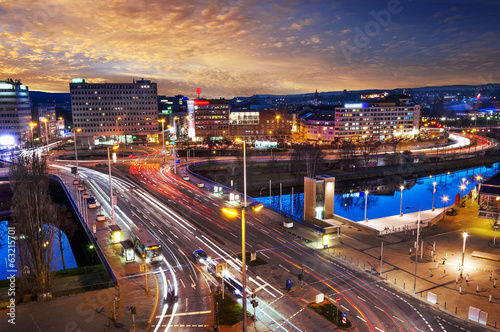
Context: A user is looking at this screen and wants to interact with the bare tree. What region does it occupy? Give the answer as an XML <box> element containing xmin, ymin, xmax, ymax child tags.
<box><xmin>339</xmin><ymin>141</ymin><xmax>357</xmax><ymax>171</ymax></box>
<box><xmin>10</xmin><ymin>152</ymin><xmax>57</xmax><ymax>294</ymax></box>
<box><xmin>304</xmin><ymin>145</ymin><xmax>325</xmax><ymax>178</ymax></box>
<box><xmin>52</xmin><ymin>204</ymin><xmax>77</xmax><ymax>271</ymax></box>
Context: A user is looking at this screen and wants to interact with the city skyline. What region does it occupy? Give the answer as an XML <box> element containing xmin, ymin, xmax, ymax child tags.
<box><xmin>1</xmin><ymin>0</ymin><xmax>499</xmax><ymax>97</ymax></box>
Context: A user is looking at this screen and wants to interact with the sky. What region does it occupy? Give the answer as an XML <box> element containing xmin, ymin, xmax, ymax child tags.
<box><xmin>0</xmin><ymin>0</ymin><xmax>499</xmax><ymax>98</ymax></box>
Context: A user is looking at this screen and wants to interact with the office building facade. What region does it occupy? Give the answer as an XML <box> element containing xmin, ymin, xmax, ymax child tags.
<box><xmin>334</xmin><ymin>96</ymin><xmax>420</xmax><ymax>141</ymax></box>
<box><xmin>70</xmin><ymin>78</ymin><xmax>158</xmax><ymax>144</ymax></box>
<box><xmin>0</xmin><ymin>79</ymin><xmax>31</xmax><ymax>149</ymax></box>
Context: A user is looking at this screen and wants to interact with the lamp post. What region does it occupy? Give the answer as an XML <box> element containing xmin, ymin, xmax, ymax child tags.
<box><xmin>222</xmin><ymin>200</ymin><xmax>264</xmax><ymax>332</ymax></box>
<box><xmin>41</xmin><ymin>118</ymin><xmax>49</xmax><ymax>150</ymax></box>
<box><xmin>29</xmin><ymin>122</ymin><xmax>37</xmax><ymax>150</ymax></box>
<box><xmin>432</xmin><ymin>181</ymin><xmax>437</xmax><ymax>211</ymax></box>
<box><xmin>108</xmin><ymin>145</ymin><xmax>119</xmax><ymax>225</ymax></box>
<box><xmin>406</xmin><ymin>205</ymin><xmax>421</xmax><ymax>294</ymax></box>
<box><xmin>399</xmin><ymin>185</ymin><xmax>404</xmax><ymax>217</ymax></box>
<box><xmin>159</xmin><ymin>119</ymin><xmax>166</xmax><ymax>163</ymax></box>
<box><xmin>115</xmin><ymin>117</ymin><xmax>121</xmax><ymax>142</ymax></box>
<box><xmin>442</xmin><ymin>196</ymin><xmax>449</xmax><ymax>221</ymax></box>
<box><xmin>74</xmin><ymin>128</ymin><xmax>81</xmax><ymax>181</ymax></box>
<box><xmin>462</xmin><ymin>232</ymin><xmax>468</xmax><ymax>269</ymax></box>
<box><xmin>364</xmin><ymin>190</ymin><xmax>369</xmax><ymax>222</ymax></box>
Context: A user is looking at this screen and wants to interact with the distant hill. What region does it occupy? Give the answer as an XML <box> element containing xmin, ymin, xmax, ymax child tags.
<box><xmin>30</xmin><ymin>91</ymin><xmax>71</xmax><ymax>106</ymax></box>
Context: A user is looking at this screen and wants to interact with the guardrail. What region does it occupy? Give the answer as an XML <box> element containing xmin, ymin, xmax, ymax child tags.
<box><xmin>49</xmin><ymin>174</ymin><xmax>118</xmax><ymax>287</ymax></box>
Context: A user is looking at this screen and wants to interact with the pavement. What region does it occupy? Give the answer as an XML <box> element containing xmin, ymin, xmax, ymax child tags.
<box><xmin>0</xmin><ymin>163</ymin><xmax>159</xmax><ymax>332</ymax></box>
<box><xmin>257</xmin><ymin>195</ymin><xmax>500</xmax><ymax>330</ymax></box>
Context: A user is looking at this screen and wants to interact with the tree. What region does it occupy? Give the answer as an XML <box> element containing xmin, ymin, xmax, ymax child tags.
<box><xmin>339</xmin><ymin>141</ymin><xmax>358</xmax><ymax>171</ymax></box>
<box><xmin>10</xmin><ymin>152</ymin><xmax>57</xmax><ymax>294</ymax></box>
<box><xmin>52</xmin><ymin>204</ymin><xmax>77</xmax><ymax>271</ymax></box>
<box><xmin>360</xmin><ymin>139</ymin><xmax>380</xmax><ymax>167</ymax></box>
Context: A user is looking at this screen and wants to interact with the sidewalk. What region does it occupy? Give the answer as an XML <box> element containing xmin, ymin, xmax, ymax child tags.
<box><xmin>276</xmin><ymin>196</ymin><xmax>500</xmax><ymax>329</ymax></box>
<box><xmin>1</xmin><ymin>165</ymin><xmax>159</xmax><ymax>331</ymax></box>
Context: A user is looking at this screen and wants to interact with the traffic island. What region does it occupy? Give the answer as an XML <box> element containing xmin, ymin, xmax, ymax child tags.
<box><xmin>308</xmin><ymin>299</ymin><xmax>353</xmax><ymax>329</ymax></box>
<box><xmin>213</xmin><ymin>293</ymin><xmax>251</xmax><ymax>327</ymax></box>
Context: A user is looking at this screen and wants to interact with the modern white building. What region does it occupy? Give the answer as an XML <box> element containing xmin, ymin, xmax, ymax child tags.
<box><xmin>69</xmin><ymin>78</ymin><xmax>159</xmax><ymax>144</ymax></box>
<box><xmin>0</xmin><ymin>79</ymin><xmax>31</xmax><ymax>149</ymax></box>
<box><xmin>334</xmin><ymin>95</ymin><xmax>421</xmax><ymax>141</ymax></box>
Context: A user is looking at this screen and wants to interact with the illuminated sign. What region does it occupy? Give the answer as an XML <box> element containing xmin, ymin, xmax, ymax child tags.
<box><xmin>187</xmin><ymin>100</ymin><xmax>195</xmax><ymax>138</ymax></box>
<box><xmin>194</xmin><ymin>100</ymin><xmax>210</xmax><ymax>106</ymax></box>
<box><xmin>0</xmin><ymin>84</ymin><xmax>13</xmax><ymax>89</ymax></box>
<box><xmin>344</xmin><ymin>103</ymin><xmax>367</xmax><ymax>109</ymax></box>
<box><xmin>71</xmin><ymin>78</ymin><xmax>85</xmax><ymax>83</ymax></box>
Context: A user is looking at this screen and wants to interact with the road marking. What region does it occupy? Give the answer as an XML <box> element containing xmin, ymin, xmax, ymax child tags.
<box><xmin>393</xmin><ymin>315</ymin><xmax>404</xmax><ymax>323</ymax></box>
<box><xmin>179</xmin><ymin>279</ymin><xmax>185</xmax><ymax>288</ymax></box>
<box><xmin>164</xmin><ymin>310</ymin><xmax>211</xmax><ymax>317</ymax></box>
<box><xmin>279</xmin><ymin>264</ymin><xmax>290</xmax><ymax>273</ymax></box>
<box><xmin>374</xmin><ymin>306</ymin><xmax>384</xmax><ymax>312</ymax></box>
<box><xmin>260</xmin><ymin>252</ymin><xmax>270</xmax><ymax>259</ymax></box>
<box><xmin>375</xmin><ymin>327</ymin><xmax>384</xmax><ymax>332</ymax></box>
<box><xmin>341</xmin><ymin>305</ymin><xmax>349</xmax><ymax>311</ymax></box>
<box><xmin>357</xmin><ymin>315</ymin><xmax>367</xmax><ymax>323</ymax></box>
<box><xmin>357</xmin><ymin>296</ymin><xmax>367</xmax><ymax>302</ymax></box>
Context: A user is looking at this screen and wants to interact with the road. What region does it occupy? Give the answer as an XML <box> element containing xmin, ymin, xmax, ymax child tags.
<box><xmin>119</xmin><ymin>153</ymin><xmax>489</xmax><ymax>331</ymax></box>
<box><xmin>41</xmin><ymin>149</ymin><xmax>494</xmax><ymax>331</ymax></box>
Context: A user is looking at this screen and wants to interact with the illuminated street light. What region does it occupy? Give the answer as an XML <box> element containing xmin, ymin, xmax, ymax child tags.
<box><xmin>29</xmin><ymin>122</ymin><xmax>37</xmax><ymax>149</ymax></box>
<box><xmin>224</xmin><ymin>137</ymin><xmax>259</xmax><ymax>332</ymax></box>
<box><xmin>399</xmin><ymin>185</ymin><xmax>404</xmax><ymax>217</ymax></box>
<box><xmin>108</xmin><ymin>145</ymin><xmax>119</xmax><ymax>225</ymax></box>
<box><xmin>442</xmin><ymin>196</ymin><xmax>449</xmax><ymax>221</ymax></box>
<box><xmin>462</xmin><ymin>232</ymin><xmax>468</xmax><ymax>269</ymax></box>
<box><xmin>74</xmin><ymin>128</ymin><xmax>81</xmax><ymax>181</ymax></box>
<box><xmin>159</xmin><ymin>119</ymin><xmax>166</xmax><ymax>163</ymax></box>
<box><xmin>115</xmin><ymin>117</ymin><xmax>121</xmax><ymax>142</ymax></box>
<box><xmin>432</xmin><ymin>181</ymin><xmax>437</xmax><ymax>211</ymax></box>
<box><xmin>364</xmin><ymin>190</ymin><xmax>369</xmax><ymax>222</ymax></box>
<box><xmin>406</xmin><ymin>205</ymin><xmax>421</xmax><ymax>294</ymax></box>
<box><xmin>41</xmin><ymin>118</ymin><xmax>49</xmax><ymax>150</ymax></box>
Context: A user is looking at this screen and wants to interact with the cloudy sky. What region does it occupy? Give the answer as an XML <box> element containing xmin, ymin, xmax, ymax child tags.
<box><xmin>0</xmin><ymin>0</ymin><xmax>499</xmax><ymax>97</ymax></box>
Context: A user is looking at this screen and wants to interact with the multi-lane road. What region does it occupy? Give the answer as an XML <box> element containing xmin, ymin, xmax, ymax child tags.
<box><xmin>45</xmin><ymin>150</ymin><xmax>490</xmax><ymax>331</ymax></box>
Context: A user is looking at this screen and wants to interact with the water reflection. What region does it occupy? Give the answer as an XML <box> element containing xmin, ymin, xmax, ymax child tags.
<box><xmin>256</xmin><ymin>163</ymin><xmax>500</xmax><ymax>222</ymax></box>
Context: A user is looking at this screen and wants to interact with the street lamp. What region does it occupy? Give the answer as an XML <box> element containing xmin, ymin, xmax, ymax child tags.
<box><xmin>364</xmin><ymin>190</ymin><xmax>369</xmax><ymax>222</ymax></box>
<box><xmin>115</xmin><ymin>117</ymin><xmax>121</xmax><ymax>142</ymax></box>
<box><xmin>406</xmin><ymin>205</ymin><xmax>421</xmax><ymax>294</ymax></box>
<box><xmin>29</xmin><ymin>122</ymin><xmax>37</xmax><ymax>149</ymax></box>
<box><xmin>108</xmin><ymin>145</ymin><xmax>119</xmax><ymax>225</ymax></box>
<box><xmin>399</xmin><ymin>185</ymin><xmax>404</xmax><ymax>217</ymax></box>
<box><xmin>159</xmin><ymin>119</ymin><xmax>166</xmax><ymax>162</ymax></box>
<box><xmin>442</xmin><ymin>195</ymin><xmax>449</xmax><ymax>221</ymax></box>
<box><xmin>41</xmin><ymin>118</ymin><xmax>49</xmax><ymax>150</ymax></box>
<box><xmin>462</xmin><ymin>232</ymin><xmax>468</xmax><ymax>269</ymax></box>
<box><xmin>222</xmin><ymin>201</ymin><xmax>263</xmax><ymax>332</ymax></box>
<box><xmin>432</xmin><ymin>181</ymin><xmax>437</xmax><ymax>211</ymax></box>
<box><xmin>89</xmin><ymin>244</ymin><xmax>95</xmax><ymax>270</ymax></box>
<box><xmin>74</xmin><ymin>128</ymin><xmax>81</xmax><ymax>181</ymax></box>
<box><xmin>232</xmin><ymin>137</ymin><xmax>249</xmax><ymax>332</ymax></box>
<box><xmin>460</xmin><ymin>184</ymin><xmax>466</xmax><ymax>199</ymax></box>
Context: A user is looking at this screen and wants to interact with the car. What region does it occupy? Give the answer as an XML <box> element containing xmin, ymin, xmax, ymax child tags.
<box><xmin>87</xmin><ymin>196</ymin><xmax>97</xmax><ymax>208</ymax></box>
<box><xmin>193</xmin><ymin>249</ymin><xmax>209</xmax><ymax>263</ymax></box>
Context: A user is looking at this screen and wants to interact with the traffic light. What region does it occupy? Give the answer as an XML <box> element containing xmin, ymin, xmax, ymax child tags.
<box><xmin>298</xmin><ymin>273</ymin><xmax>304</xmax><ymax>281</ymax></box>
<box><xmin>251</xmin><ymin>289</ymin><xmax>256</xmax><ymax>299</ymax></box>
<box><xmin>250</xmin><ymin>300</ymin><xmax>259</xmax><ymax>308</ymax></box>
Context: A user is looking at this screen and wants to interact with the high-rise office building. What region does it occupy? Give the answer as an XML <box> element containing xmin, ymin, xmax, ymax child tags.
<box><xmin>69</xmin><ymin>78</ymin><xmax>159</xmax><ymax>144</ymax></box>
<box><xmin>193</xmin><ymin>99</ymin><xmax>230</xmax><ymax>141</ymax></box>
<box><xmin>0</xmin><ymin>79</ymin><xmax>31</xmax><ymax>149</ymax></box>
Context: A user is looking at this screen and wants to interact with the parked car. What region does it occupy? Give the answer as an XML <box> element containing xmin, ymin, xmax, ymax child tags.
<box><xmin>87</xmin><ymin>196</ymin><xmax>97</xmax><ymax>208</ymax></box>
